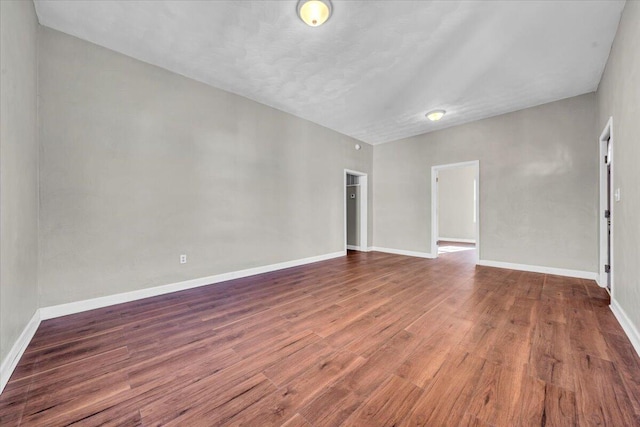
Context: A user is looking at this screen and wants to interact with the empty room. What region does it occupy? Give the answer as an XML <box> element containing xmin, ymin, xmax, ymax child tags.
<box><xmin>1</xmin><ymin>0</ymin><xmax>639</xmax><ymax>425</ymax></box>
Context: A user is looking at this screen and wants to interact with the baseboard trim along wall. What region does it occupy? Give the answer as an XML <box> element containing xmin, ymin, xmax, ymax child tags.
<box><xmin>438</xmin><ymin>237</ymin><xmax>476</xmax><ymax>244</ymax></box>
<box><xmin>0</xmin><ymin>310</ymin><xmax>41</xmax><ymax>394</ymax></box>
<box><xmin>371</xmin><ymin>247</ymin><xmax>435</xmax><ymax>259</ymax></box>
<box><xmin>40</xmin><ymin>250</ymin><xmax>346</xmax><ymax>320</ymax></box>
<box><xmin>0</xmin><ymin>250</ymin><xmax>347</xmax><ymax>395</ymax></box>
<box><xmin>477</xmin><ymin>259</ymin><xmax>598</xmax><ymax>281</ymax></box>
<box><xmin>3</xmin><ymin>249</ymin><xmax>639</xmax><ymax>396</ymax></box>
<box><xmin>610</xmin><ymin>298</ymin><xmax>640</xmax><ymax>357</ymax></box>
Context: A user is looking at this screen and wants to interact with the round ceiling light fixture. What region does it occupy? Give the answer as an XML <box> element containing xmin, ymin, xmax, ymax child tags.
<box><xmin>297</xmin><ymin>0</ymin><xmax>332</xmax><ymax>27</ymax></box>
<box><xmin>426</xmin><ymin>109</ymin><xmax>446</xmax><ymax>121</ymax></box>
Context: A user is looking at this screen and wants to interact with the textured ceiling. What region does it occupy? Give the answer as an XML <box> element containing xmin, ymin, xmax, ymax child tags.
<box><xmin>33</xmin><ymin>1</ymin><xmax>625</xmax><ymax>145</ymax></box>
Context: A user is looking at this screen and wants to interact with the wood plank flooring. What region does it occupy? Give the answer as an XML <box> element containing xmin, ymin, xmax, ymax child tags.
<box><xmin>1</xmin><ymin>249</ymin><xmax>639</xmax><ymax>426</ymax></box>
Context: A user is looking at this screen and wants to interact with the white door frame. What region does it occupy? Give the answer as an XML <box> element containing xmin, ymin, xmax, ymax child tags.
<box><xmin>598</xmin><ymin>117</ymin><xmax>614</xmax><ymax>291</ymax></box>
<box><xmin>344</xmin><ymin>169</ymin><xmax>368</xmax><ymax>252</ymax></box>
<box><xmin>430</xmin><ymin>160</ymin><xmax>480</xmax><ymax>258</ymax></box>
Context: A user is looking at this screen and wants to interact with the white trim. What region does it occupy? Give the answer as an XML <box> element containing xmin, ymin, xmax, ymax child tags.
<box><xmin>431</xmin><ymin>168</ymin><xmax>438</xmax><ymax>257</ymax></box>
<box><xmin>438</xmin><ymin>238</ymin><xmax>476</xmax><ymax>244</ymax></box>
<box><xmin>40</xmin><ymin>251</ymin><xmax>345</xmax><ymax>320</ymax></box>
<box><xmin>610</xmin><ymin>298</ymin><xmax>640</xmax><ymax>357</ymax></box>
<box><xmin>1</xmin><ymin>251</ymin><xmax>345</xmax><ymax>395</ymax></box>
<box><xmin>477</xmin><ymin>259</ymin><xmax>598</xmax><ymax>280</ymax></box>
<box><xmin>371</xmin><ymin>247</ymin><xmax>435</xmax><ymax>259</ymax></box>
<box><xmin>431</xmin><ymin>161</ymin><xmax>480</xmax><ymax>259</ymax></box>
<box><xmin>344</xmin><ymin>169</ymin><xmax>368</xmax><ymax>252</ymax></box>
<box><xmin>1</xmin><ymin>310</ymin><xmax>41</xmax><ymax>394</ymax></box>
<box><xmin>598</xmin><ymin>117</ymin><xmax>614</xmax><ymax>290</ymax></box>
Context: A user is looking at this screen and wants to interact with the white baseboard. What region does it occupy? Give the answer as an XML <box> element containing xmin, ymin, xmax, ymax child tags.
<box><xmin>438</xmin><ymin>237</ymin><xmax>476</xmax><ymax>244</ymax></box>
<box><xmin>595</xmin><ymin>273</ymin><xmax>609</xmax><ymax>288</ymax></box>
<box><xmin>476</xmin><ymin>259</ymin><xmax>598</xmax><ymax>280</ymax></box>
<box><xmin>0</xmin><ymin>251</ymin><xmax>346</xmax><ymax>396</ymax></box>
<box><xmin>40</xmin><ymin>251</ymin><xmax>345</xmax><ymax>320</ymax></box>
<box><xmin>1</xmin><ymin>310</ymin><xmax>41</xmax><ymax>394</ymax></box>
<box><xmin>610</xmin><ymin>298</ymin><xmax>640</xmax><ymax>357</ymax></box>
<box><xmin>371</xmin><ymin>246</ymin><xmax>435</xmax><ymax>259</ymax></box>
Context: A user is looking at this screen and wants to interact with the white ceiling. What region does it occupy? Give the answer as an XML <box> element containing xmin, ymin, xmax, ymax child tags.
<box><xmin>33</xmin><ymin>1</ymin><xmax>625</xmax><ymax>145</ymax></box>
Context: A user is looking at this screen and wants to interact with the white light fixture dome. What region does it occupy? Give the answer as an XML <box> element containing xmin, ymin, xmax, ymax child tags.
<box><xmin>297</xmin><ymin>0</ymin><xmax>332</xmax><ymax>27</ymax></box>
<box><xmin>426</xmin><ymin>110</ymin><xmax>446</xmax><ymax>121</ymax></box>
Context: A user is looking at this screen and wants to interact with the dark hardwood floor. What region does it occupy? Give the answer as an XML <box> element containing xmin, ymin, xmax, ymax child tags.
<box><xmin>1</xmin><ymin>249</ymin><xmax>639</xmax><ymax>426</ymax></box>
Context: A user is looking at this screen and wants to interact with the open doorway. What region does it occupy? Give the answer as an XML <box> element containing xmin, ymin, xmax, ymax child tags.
<box><xmin>431</xmin><ymin>161</ymin><xmax>479</xmax><ymax>258</ymax></box>
<box><xmin>344</xmin><ymin>169</ymin><xmax>368</xmax><ymax>252</ymax></box>
<box><xmin>599</xmin><ymin>117</ymin><xmax>614</xmax><ymax>293</ymax></box>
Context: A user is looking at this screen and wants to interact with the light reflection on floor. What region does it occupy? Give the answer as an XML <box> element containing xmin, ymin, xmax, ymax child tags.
<box><xmin>437</xmin><ymin>242</ymin><xmax>476</xmax><ymax>254</ymax></box>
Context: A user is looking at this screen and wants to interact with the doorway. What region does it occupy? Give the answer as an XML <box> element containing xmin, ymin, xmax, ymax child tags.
<box><xmin>599</xmin><ymin>117</ymin><xmax>614</xmax><ymax>292</ymax></box>
<box><xmin>431</xmin><ymin>161</ymin><xmax>480</xmax><ymax>258</ymax></box>
<box><xmin>344</xmin><ymin>169</ymin><xmax>368</xmax><ymax>252</ymax></box>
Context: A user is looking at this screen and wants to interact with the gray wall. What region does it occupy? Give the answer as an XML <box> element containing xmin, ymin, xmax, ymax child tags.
<box><xmin>373</xmin><ymin>93</ymin><xmax>598</xmax><ymax>272</ymax></box>
<box><xmin>38</xmin><ymin>27</ymin><xmax>373</xmax><ymax>307</ymax></box>
<box><xmin>346</xmin><ymin>185</ymin><xmax>360</xmax><ymax>246</ymax></box>
<box><xmin>438</xmin><ymin>165</ymin><xmax>476</xmax><ymax>241</ymax></box>
<box><xmin>0</xmin><ymin>1</ymin><xmax>39</xmax><ymax>366</ymax></box>
<box><xmin>596</xmin><ymin>2</ymin><xmax>640</xmax><ymax>335</ymax></box>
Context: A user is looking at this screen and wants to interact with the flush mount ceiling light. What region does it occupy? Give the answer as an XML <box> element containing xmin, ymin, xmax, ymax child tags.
<box><xmin>426</xmin><ymin>110</ymin><xmax>446</xmax><ymax>121</ymax></box>
<box><xmin>297</xmin><ymin>0</ymin><xmax>332</xmax><ymax>27</ymax></box>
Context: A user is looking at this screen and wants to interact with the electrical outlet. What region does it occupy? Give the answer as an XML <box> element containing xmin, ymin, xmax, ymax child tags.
<box><xmin>180</xmin><ymin>254</ymin><xmax>187</xmax><ymax>264</ymax></box>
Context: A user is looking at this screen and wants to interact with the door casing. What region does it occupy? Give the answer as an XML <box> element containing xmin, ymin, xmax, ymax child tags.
<box><xmin>598</xmin><ymin>117</ymin><xmax>614</xmax><ymax>292</ymax></box>
<box><xmin>430</xmin><ymin>160</ymin><xmax>480</xmax><ymax>259</ymax></box>
<box><xmin>344</xmin><ymin>169</ymin><xmax>368</xmax><ymax>252</ymax></box>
